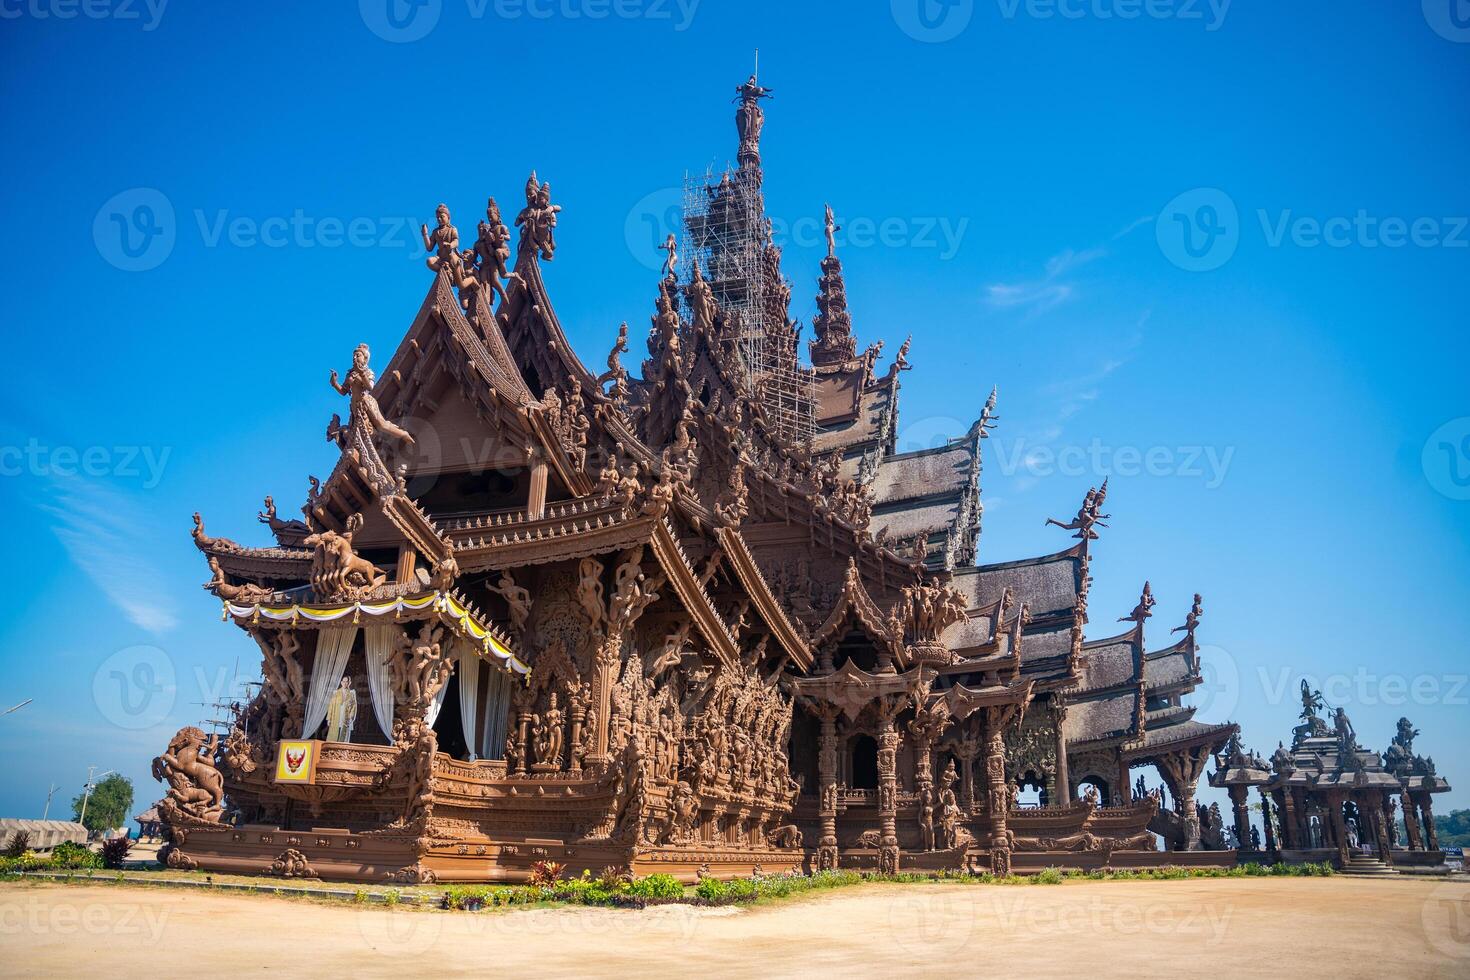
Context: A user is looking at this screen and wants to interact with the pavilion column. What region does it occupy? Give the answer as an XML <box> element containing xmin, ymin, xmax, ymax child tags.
<box><xmin>1373</xmin><ymin>795</ymin><xmax>1394</xmax><ymax>865</ymax></box>
<box><xmin>983</xmin><ymin>710</ymin><xmax>1012</xmax><ymax>876</ymax></box>
<box><xmin>1260</xmin><ymin>790</ymin><xmax>1278</xmax><ymax>856</ymax></box>
<box><xmin>1275</xmin><ymin>790</ymin><xmax>1297</xmax><ymax>849</ymax></box>
<box><xmin>1401</xmin><ymin>791</ymin><xmax>1424</xmax><ymax>850</ymax></box>
<box><xmin>1381</xmin><ymin>794</ymin><xmax>1399</xmax><ymax>851</ymax></box>
<box><xmin>909</xmin><ymin>722</ymin><xmax>936</xmax><ymax>852</ymax></box>
<box><xmin>1116</xmin><ymin>754</ymin><xmax>1131</xmax><ymax>806</ymax></box>
<box><xmin>1052</xmin><ymin>698</ymin><xmax>1070</xmax><ymax>805</ymax></box>
<box><xmin>527</xmin><ymin>459</ymin><xmax>549</xmax><ymax>520</ymax></box>
<box><xmin>1420</xmin><ymin>794</ymin><xmax>1440</xmax><ymax>851</ymax></box>
<box><xmin>815</xmin><ymin>705</ymin><xmax>840</xmax><ymax>871</ymax></box>
<box><xmin>1169</xmin><ymin>759</ymin><xmax>1200</xmax><ymax>851</ymax></box>
<box><xmin>1329</xmin><ymin>793</ymin><xmax>1350</xmax><ymax>866</ymax></box>
<box><xmin>1228</xmin><ymin>785</ymin><xmax>1252</xmax><ymax>851</ymax></box>
<box><xmin>877</xmin><ymin>708</ymin><xmax>901</xmax><ymax>876</ymax></box>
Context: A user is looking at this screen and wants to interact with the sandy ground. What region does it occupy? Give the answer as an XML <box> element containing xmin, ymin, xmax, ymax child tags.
<box><xmin>3</xmin><ymin>877</ymin><xmax>1469</xmax><ymax>978</ymax></box>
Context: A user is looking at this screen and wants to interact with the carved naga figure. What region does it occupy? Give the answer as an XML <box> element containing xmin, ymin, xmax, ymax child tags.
<box><xmin>152</xmin><ymin>727</ymin><xmax>225</xmax><ymax>823</ymax></box>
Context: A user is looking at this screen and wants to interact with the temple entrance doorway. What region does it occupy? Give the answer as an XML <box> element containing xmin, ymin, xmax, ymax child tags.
<box><xmin>432</xmin><ymin>673</ymin><xmax>469</xmax><ymax>760</ymax></box>
<box><xmin>850</xmin><ymin>735</ymin><xmax>879</xmax><ymax>790</ymax></box>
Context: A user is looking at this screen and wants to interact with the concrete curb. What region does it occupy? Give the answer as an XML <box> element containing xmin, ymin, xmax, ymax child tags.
<box><xmin>17</xmin><ymin>870</ymin><xmax>424</xmax><ymax>905</ymax></box>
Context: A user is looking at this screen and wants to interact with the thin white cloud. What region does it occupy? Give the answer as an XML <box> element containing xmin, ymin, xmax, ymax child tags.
<box><xmin>39</xmin><ymin>480</ymin><xmax>179</xmax><ymax>633</ymax></box>
<box><xmin>986</xmin><ymin>245</ymin><xmax>1110</xmax><ymax>317</ymax></box>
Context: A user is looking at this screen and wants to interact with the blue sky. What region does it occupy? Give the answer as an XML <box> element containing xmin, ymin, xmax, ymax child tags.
<box><xmin>0</xmin><ymin>1</ymin><xmax>1466</xmax><ymax>825</ymax></box>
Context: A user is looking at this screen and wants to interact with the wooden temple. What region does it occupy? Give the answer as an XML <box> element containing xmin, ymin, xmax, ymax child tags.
<box><xmin>153</xmin><ymin>77</ymin><xmax>1259</xmax><ymax>884</ymax></box>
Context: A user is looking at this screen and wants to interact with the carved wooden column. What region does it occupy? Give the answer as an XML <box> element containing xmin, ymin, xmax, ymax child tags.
<box><xmin>1052</xmin><ymin>697</ymin><xmax>1070</xmax><ymax>804</ymax></box>
<box><xmin>982</xmin><ymin>709</ymin><xmax>1011</xmax><ymax>876</ymax></box>
<box><xmin>394</xmin><ymin>544</ymin><xmax>417</xmax><ymax>585</ymax></box>
<box><xmin>812</xmin><ymin>703</ymin><xmax>841</xmax><ymax>871</ymax></box>
<box><xmin>1174</xmin><ymin>772</ymin><xmax>1199</xmax><ymax>850</ymax></box>
<box><xmin>1328</xmin><ymin>792</ymin><xmax>1350</xmax><ymax>866</ymax></box>
<box><xmin>590</xmin><ymin>637</ymin><xmax>619</xmax><ymax>762</ymax></box>
<box><xmin>877</xmin><ymin>705</ymin><xmax>901</xmax><ymax>875</ymax></box>
<box><xmin>1116</xmin><ymin>754</ymin><xmax>1131</xmax><ymax>806</ymax></box>
<box><xmin>1372</xmin><ymin>794</ymin><xmax>1394</xmax><ymax>865</ymax></box>
<box><xmin>527</xmin><ymin>458</ymin><xmax>549</xmax><ymax>520</ymax></box>
<box><xmin>908</xmin><ymin>707</ymin><xmax>943</xmax><ymax>852</ymax></box>
<box><xmin>1228</xmin><ymin>785</ymin><xmax>1252</xmax><ymax>851</ymax></box>
<box><xmin>1274</xmin><ymin>789</ymin><xmax>1296</xmax><ymax>849</ymax></box>
<box><xmin>1401</xmin><ymin>790</ymin><xmax>1424</xmax><ymax>850</ymax></box>
<box><xmin>1420</xmin><ymin>793</ymin><xmax>1440</xmax><ymax>850</ymax></box>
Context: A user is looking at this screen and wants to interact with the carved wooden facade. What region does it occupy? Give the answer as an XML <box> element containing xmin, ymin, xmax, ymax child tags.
<box><xmin>156</xmin><ymin>78</ymin><xmax>1244</xmax><ymax>883</ymax></box>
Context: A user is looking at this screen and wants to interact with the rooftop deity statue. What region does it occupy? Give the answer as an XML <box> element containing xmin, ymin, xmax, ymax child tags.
<box><xmin>733</xmin><ymin>73</ymin><xmax>773</xmax><ymax>168</ymax></box>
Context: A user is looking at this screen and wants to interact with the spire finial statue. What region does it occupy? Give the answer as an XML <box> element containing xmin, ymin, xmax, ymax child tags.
<box><xmin>734</xmin><ymin>72</ymin><xmax>774</xmax><ymax>170</ymax></box>
<box><xmin>823</xmin><ymin>203</ymin><xmax>840</xmax><ymax>259</ymax></box>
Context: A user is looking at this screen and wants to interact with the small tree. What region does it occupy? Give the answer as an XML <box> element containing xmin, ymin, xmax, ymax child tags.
<box><xmin>72</xmin><ymin>774</ymin><xmax>134</xmax><ymax>835</ymax></box>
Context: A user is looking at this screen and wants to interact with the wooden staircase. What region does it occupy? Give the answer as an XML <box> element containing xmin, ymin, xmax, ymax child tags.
<box><xmin>1339</xmin><ymin>852</ymin><xmax>1399</xmax><ymax>877</ymax></box>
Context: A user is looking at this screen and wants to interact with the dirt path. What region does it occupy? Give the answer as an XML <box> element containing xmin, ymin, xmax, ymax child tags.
<box><xmin>4</xmin><ymin>877</ymin><xmax>1468</xmax><ymax>978</ymax></box>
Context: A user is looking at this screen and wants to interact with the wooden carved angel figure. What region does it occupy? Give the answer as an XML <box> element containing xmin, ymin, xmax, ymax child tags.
<box><xmin>325</xmin><ymin>676</ymin><xmax>357</xmax><ymax>743</ymax></box>
<box><xmin>515</xmin><ymin>172</ymin><xmax>560</xmax><ymax>261</ymax></box>
<box><xmin>658</xmin><ymin>233</ymin><xmax>678</xmax><ymax>281</ymax></box>
<box><xmin>531</xmin><ymin>693</ymin><xmax>564</xmax><ymax>769</ymax></box>
<box><xmin>330</xmin><ymin>343</ymin><xmax>416</xmax><ymax>448</ymax></box>
<box><xmin>473</xmin><ymin>196</ymin><xmax>515</xmax><ymax>308</ymax></box>
<box><xmin>421</xmin><ymin>203</ymin><xmax>472</xmax><ymax>288</ymax></box>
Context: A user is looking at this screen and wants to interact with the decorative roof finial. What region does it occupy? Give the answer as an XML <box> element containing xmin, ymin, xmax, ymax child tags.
<box><xmin>1118</xmin><ymin>581</ymin><xmax>1156</xmax><ymax>625</ymax></box>
<box><xmin>1045</xmin><ymin>481</ymin><xmax>1110</xmax><ymax>541</ymax></box>
<box><xmin>515</xmin><ymin>171</ymin><xmax>561</xmax><ymax>262</ymax></box>
<box><xmin>823</xmin><ymin>203</ymin><xmax>840</xmax><ymax>259</ymax></box>
<box><xmin>1172</xmin><ymin>592</ymin><xmax>1203</xmax><ymax>638</ymax></box>
<box><xmin>658</xmin><ymin>233</ymin><xmax>678</xmax><ymax>281</ymax></box>
<box><xmin>733</xmin><ymin>72</ymin><xmax>774</xmax><ymax>171</ymax></box>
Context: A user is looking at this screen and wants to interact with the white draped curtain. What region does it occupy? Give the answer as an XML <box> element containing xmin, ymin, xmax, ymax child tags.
<box><xmin>457</xmin><ymin>641</ymin><xmax>482</xmax><ymax>760</ymax></box>
<box><xmin>424</xmin><ymin>668</ymin><xmax>450</xmax><ymax>729</ymax></box>
<box><xmin>364</xmin><ymin>626</ymin><xmax>398</xmax><ymax>745</ymax></box>
<box><xmin>302</xmin><ymin>627</ymin><xmax>358</xmax><ymax>739</ymax></box>
<box><xmin>480</xmin><ymin>664</ymin><xmax>514</xmax><ymax>762</ymax></box>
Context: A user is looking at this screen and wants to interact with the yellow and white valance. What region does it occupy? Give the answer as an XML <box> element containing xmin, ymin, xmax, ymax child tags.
<box><xmin>222</xmin><ymin>591</ymin><xmax>528</xmax><ymax>675</ymax></box>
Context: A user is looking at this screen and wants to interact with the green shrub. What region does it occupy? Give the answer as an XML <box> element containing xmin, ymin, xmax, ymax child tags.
<box><xmin>626</xmin><ymin>873</ymin><xmax>683</xmax><ymax>899</ymax></box>
<box><xmin>3</xmin><ymin>831</ymin><xmax>31</xmax><ymax>859</ymax></box>
<box><xmin>1031</xmin><ymin>867</ymin><xmax>1064</xmax><ymax>885</ymax></box>
<box><xmin>52</xmin><ymin>842</ymin><xmax>102</xmax><ymax>870</ymax></box>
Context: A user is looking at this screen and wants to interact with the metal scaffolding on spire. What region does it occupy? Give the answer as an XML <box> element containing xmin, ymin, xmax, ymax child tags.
<box><xmin>680</xmin><ymin>75</ymin><xmax>814</xmax><ymax>449</ymax></box>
